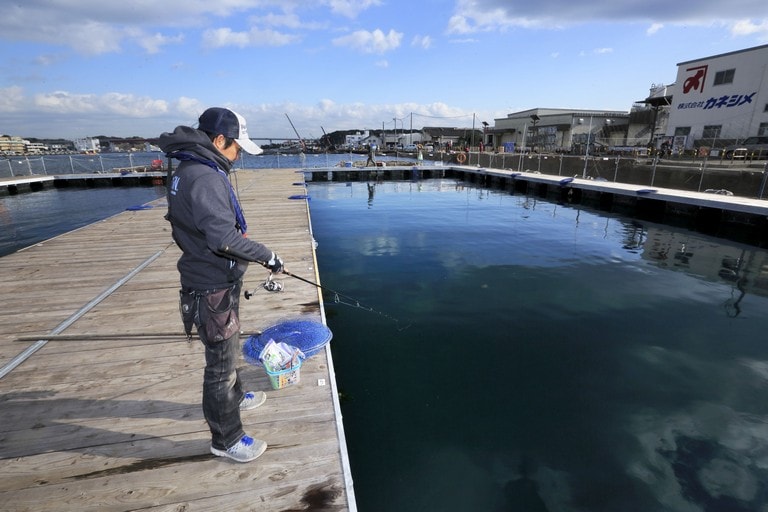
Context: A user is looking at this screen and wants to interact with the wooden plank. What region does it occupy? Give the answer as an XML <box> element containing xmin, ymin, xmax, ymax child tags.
<box><xmin>0</xmin><ymin>169</ymin><xmax>353</xmax><ymax>511</ymax></box>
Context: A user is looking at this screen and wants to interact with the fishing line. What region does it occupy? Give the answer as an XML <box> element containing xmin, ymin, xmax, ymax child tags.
<box><xmin>221</xmin><ymin>245</ymin><xmax>411</xmax><ymax>330</ymax></box>
<box><xmin>247</xmin><ymin>269</ymin><xmax>411</xmax><ymax>331</ymax></box>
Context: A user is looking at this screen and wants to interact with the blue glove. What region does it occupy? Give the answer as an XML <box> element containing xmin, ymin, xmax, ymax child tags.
<box><xmin>266</xmin><ymin>252</ymin><xmax>284</xmax><ymax>274</ymax></box>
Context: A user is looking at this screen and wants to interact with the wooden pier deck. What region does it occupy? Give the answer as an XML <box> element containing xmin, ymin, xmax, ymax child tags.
<box><xmin>0</xmin><ymin>169</ymin><xmax>355</xmax><ymax>511</ymax></box>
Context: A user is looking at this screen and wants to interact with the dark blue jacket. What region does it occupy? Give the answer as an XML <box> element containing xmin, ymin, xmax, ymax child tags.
<box><xmin>158</xmin><ymin>126</ymin><xmax>273</xmax><ymax>290</ymax></box>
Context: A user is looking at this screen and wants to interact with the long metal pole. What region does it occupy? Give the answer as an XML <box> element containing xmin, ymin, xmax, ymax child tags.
<box><xmin>582</xmin><ymin>116</ymin><xmax>593</xmax><ymax>178</ymax></box>
<box><xmin>16</xmin><ymin>332</ymin><xmax>187</xmax><ymax>341</ymax></box>
<box><xmin>285</xmin><ymin>113</ymin><xmax>306</xmax><ymax>151</ymax></box>
<box><xmin>393</xmin><ymin>118</ymin><xmax>397</xmax><ymax>149</ymax></box>
<box><xmin>409</xmin><ymin>113</ymin><xmax>413</xmax><ymax>145</ymax></box>
<box><xmin>0</xmin><ymin>250</ymin><xmax>164</xmax><ymax>379</ymax></box>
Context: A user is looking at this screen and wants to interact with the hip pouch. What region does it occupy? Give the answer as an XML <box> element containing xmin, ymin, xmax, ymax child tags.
<box><xmin>179</xmin><ymin>289</ymin><xmax>198</xmax><ymax>340</ymax></box>
<box><xmin>198</xmin><ymin>283</ymin><xmax>241</xmax><ymax>343</ymax></box>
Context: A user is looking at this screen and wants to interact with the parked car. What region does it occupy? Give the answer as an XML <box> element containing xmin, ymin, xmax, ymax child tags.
<box><xmin>402</xmin><ymin>144</ymin><xmax>418</xmax><ymax>152</ymax></box>
<box><xmin>723</xmin><ymin>136</ymin><xmax>768</xmax><ymax>159</ymax></box>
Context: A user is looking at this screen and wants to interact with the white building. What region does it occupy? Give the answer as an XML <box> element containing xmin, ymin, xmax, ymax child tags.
<box><xmin>666</xmin><ymin>43</ymin><xmax>768</xmax><ymax>150</ymax></box>
<box><xmin>489</xmin><ymin>108</ymin><xmax>630</xmax><ymax>153</ymax></box>
<box><xmin>344</xmin><ymin>131</ymin><xmax>370</xmax><ymax>149</ymax></box>
<box><xmin>73</xmin><ymin>137</ymin><xmax>101</xmax><ymax>153</ymax></box>
<box><xmin>25</xmin><ymin>141</ymin><xmax>48</xmax><ymax>154</ymax></box>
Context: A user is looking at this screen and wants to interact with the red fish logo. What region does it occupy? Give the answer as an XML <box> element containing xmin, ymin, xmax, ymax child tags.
<box><xmin>683</xmin><ymin>65</ymin><xmax>708</xmax><ymax>94</ymax></box>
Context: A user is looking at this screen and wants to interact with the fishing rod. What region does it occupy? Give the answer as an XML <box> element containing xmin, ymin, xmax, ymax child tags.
<box><xmin>220</xmin><ymin>244</ymin><xmax>411</xmax><ymax>330</ymax></box>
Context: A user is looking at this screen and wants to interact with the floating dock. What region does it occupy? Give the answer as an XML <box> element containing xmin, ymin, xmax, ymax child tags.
<box><xmin>0</xmin><ymin>169</ymin><xmax>356</xmax><ymax>511</ymax></box>
<box><xmin>0</xmin><ymin>172</ymin><xmax>166</xmax><ymax>195</ymax></box>
<box><xmin>304</xmin><ymin>165</ymin><xmax>768</xmax><ymax>246</ymax></box>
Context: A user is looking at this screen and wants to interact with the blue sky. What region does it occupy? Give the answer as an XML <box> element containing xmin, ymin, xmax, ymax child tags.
<box><xmin>1</xmin><ymin>0</ymin><xmax>767</xmax><ymax>140</ymax></box>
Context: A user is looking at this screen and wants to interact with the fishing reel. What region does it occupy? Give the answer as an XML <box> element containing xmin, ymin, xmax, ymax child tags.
<box><xmin>244</xmin><ymin>273</ymin><xmax>283</xmax><ymax>299</ymax></box>
<box><xmin>263</xmin><ymin>275</ymin><xmax>283</xmax><ymax>292</ymax></box>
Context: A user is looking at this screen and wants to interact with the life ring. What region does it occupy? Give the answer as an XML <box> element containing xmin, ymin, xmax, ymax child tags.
<box><xmin>456</xmin><ymin>153</ymin><xmax>467</xmax><ymax>164</ymax></box>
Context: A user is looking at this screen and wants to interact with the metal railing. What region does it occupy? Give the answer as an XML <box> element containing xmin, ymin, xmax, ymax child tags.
<box><xmin>0</xmin><ymin>152</ymin><xmax>165</xmax><ymax>178</ymax></box>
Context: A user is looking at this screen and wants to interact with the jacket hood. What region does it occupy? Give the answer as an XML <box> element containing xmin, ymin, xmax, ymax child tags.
<box><xmin>158</xmin><ymin>125</ymin><xmax>232</xmax><ymax>172</ymax></box>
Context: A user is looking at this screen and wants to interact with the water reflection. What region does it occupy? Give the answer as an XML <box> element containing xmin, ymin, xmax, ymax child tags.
<box><xmin>641</xmin><ymin>225</ymin><xmax>768</xmax><ymax>318</ymax></box>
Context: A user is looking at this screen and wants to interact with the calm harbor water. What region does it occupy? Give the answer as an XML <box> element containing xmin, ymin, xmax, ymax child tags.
<box><xmin>308</xmin><ymin>180</ymin><xmax>768</xmax><ymax>512</ymax></box>
<box><xmin>0</xmin><ymin>186</ymin><xmax>167</xmax><ymax>257</ymax></box>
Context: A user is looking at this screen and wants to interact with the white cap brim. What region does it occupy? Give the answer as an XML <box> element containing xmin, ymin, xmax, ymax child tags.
<box><xmin>237</xmin><ymin>136</ymin><xmax>263</xmax><ymax>155</ymax></box>
<box><xmin>232</xmin><ymin>110</ymin><xmax>263</xmax><ymax>155</ymax></box>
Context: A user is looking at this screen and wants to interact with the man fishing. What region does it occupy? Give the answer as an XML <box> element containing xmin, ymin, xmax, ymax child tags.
<box><xmin>159</xmin><ymin>107</ymin><xmax>284</xmax><ymax>463</ymax></box>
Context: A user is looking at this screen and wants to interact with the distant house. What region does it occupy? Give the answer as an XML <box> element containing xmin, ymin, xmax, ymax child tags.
<box><xmin>360</xmin><ymin>134</ymin><xmax>384</xmax><ymax>150</ymax></box>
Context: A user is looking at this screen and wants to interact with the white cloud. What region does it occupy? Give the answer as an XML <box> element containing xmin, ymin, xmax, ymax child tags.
<box><xmin>202</xmin><ymin>27</ymin><xmax>300</xmax><ymax>48</ymax></box>
<box><xmin>174</xmin><ymin>97</ymin><xmax>207</xmax><ymax>120</ymax></box>
<box><xmin>326</xmin><ymin>0</ymin><xmax>382</xmax><ymax>18</ymax></box>
<box><xmin>134</xmin><ymin>31</ymin><xmax>185</xmax><ymax>54</ymax></box>
<box><xmin>446</xmin><ymin>0</ymin><xmax>768</xmax><ymax>36</ymax></box>
<box><xmin>0</xmin><ymin>87</ymin><xmax>26</xmax><ymax>112</ymax></box>
<box><xmin>32</xmin><ymin>91</ymin><xmax>168</xmax><ymax>117</ymax></box>
<box><xmin>731</xmin><ymin>19</ymin><xmax>768</xmax><ymax>40</ymax></box>
<box><xmin>0</xmin><ymin>1</ymin><xmax>333</xmax><ymax>55</ymax></box>
<box><xmin>447</xmin><ymin>15</ymin><xmax>474</xmax><ymax>35</ymax></box>
<box><xmin>0</xmin><ymin>85</ymin><xmax>497</xmax><ymax>139</ymax></box>
<box><xmin>647</xmin><ymin>23</ymin><xmax>664</xmax><ymax>35</ymax></box>
<box><xmin>332</xmin><ymin>29</ymin><xmax>403</xmax><ymax>54</ymax></box>
<box><xmin>411</xmin><ymin>35</ymin><xmax>433</xmax><ymax>50</ymax></box>
<box><xmin>258</xmin><ymin>12</ymin><xmax>304</xmax><ymax>29</ymax></box>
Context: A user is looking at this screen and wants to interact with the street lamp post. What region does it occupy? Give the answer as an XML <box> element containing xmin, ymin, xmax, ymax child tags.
<box><xmin>582</xmin><ymin>116</ymin><xmax>593</xmax><ymax>178</ymax></box>
<box><xmin>530</xmin><ymin>114</ymin><xmax>540</xmax><ymax>152</ymax></box>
